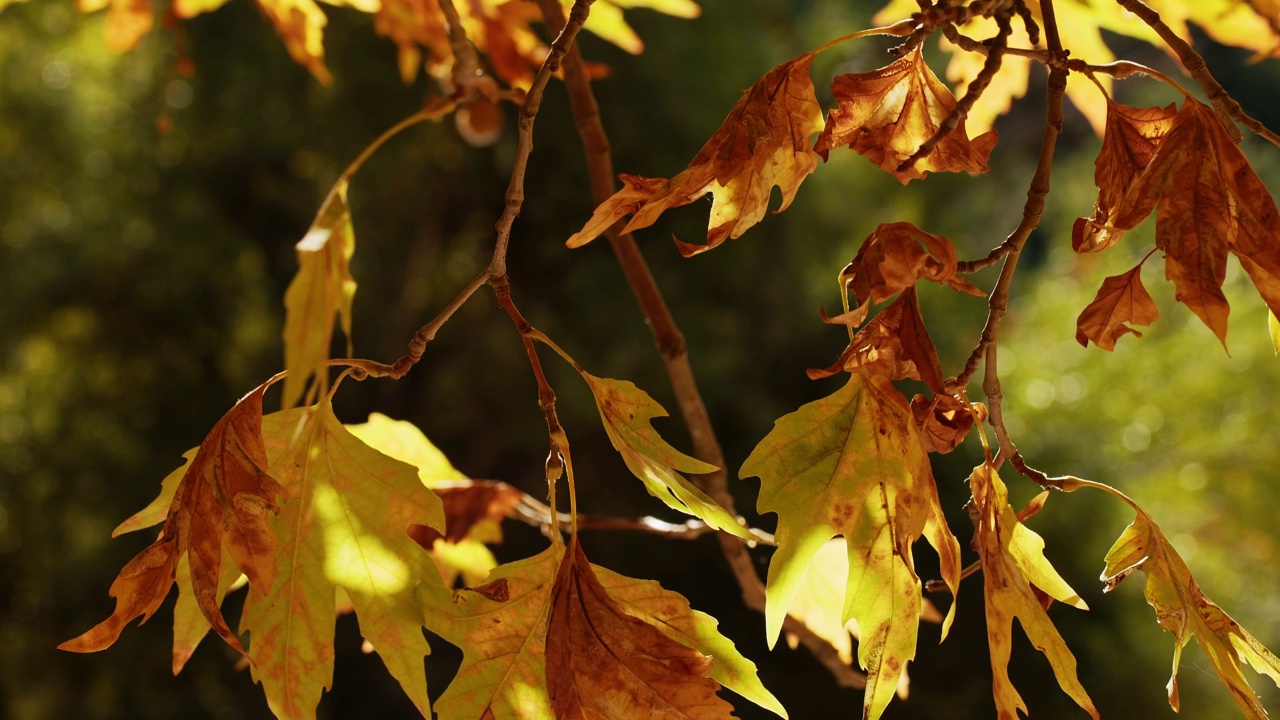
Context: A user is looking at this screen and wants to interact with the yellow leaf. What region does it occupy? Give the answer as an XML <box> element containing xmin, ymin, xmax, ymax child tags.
<box><xmin>969</xmin><ymin>463</ymin><xmax>1097</xmax><ymax>720</ymax></box>
<box><xmin>282</xmin><ymin>180</ymin><xmax>357</xmax><ymax>410</ymax></box>
<box><xmin>344</xmin><ymin>412</ymin><xmax>467</xmax><ymax>487</ymax></box>
<box><xmin>256</xmin><ymin>0</ymin><xmax>335</xmax><ymax>85</ymax></box>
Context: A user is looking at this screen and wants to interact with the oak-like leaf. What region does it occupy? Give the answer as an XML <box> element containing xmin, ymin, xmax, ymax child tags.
<box><xmin>282</xmin><ymin>180</ymin><xmax>357</xmax><ymax>410</ymax></box>
<box><xmin>1101</xmin><ymin>504</ymin><xmax>1280</xmax><ymax>716</ymax></box>
<box><xmin>740</xmin><ymin>374</ymin><xmax>960</xmax><ymax>720</ymax></box>
<box><xmin>546</xmin><ymin>539</ymin><xmax>734</xmax><ymax>719</ymax></box>
<box><xmin>1076</xmin><ymin>260</ymin><xmax>1161</xmax><ymax>350</ymax></box>
<box><xmin>583</xmin><ymin>372</ymin><xmax>754</xmax><ymax>540</ymax></box>
<box><xmin>60</xmin><ymin>384</ymin><xmax>286</xmax><ymax>655</ymax></box>
<box><xmin>968</xmin><ymin>463</ymin><xmax>1098</xmax><ymax>720</ymax></box>
<box><xmin>566</xmin><ymin>54</ymin><xmax>824</xmax><ymax>255</ymax></box>
<box><xmin>241</xmin><ymin>402</ymin><xmax>445</xmax><ymax>719</ymax></box>
<box><xmin>814</xmin><ymin>49</ymin><xmax>998</xmax><ymax>184</ymax></box>
<box><xmin>1073</xmin><ymin>100</ymin><xmax>1178</xmax><ymax>254</ymax></box>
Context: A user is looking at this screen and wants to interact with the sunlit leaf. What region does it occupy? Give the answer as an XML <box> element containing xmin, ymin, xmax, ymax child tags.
<box><xmin>1075</xmin><ymin>260</ymin><xmax>1160</xmax><ymax>351</ymax></box>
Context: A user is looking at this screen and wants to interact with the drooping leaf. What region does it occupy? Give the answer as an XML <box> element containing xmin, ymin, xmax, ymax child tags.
<box><xmin>740</xmin><ymin>373</ymin><xmax>960</xmax><ymax>720</ymax></box>
<box><xmin>968</xmin><ymin>463</ymin><xmax>1098</xmax><ymax>720</ymax></box>
<box><xmin>241</xmin><ymin>402</ymin><xmax>445</xmax><ymax>720</ymax></box>
<box><xmin>171</xmin><ymin>550</ymin><xmax>245</xmax><ymax>674</ymax></box>
<box><xmin>808</xmin><ymin>289</ymin><xmax>946</xmax><ymax>395</ymax></box>
<box><xmin>841</xmin><ymin>222</ymin><xmax>984</xmax><ymax>308</ymax></box>
<box><xmin>546</xmin><ymin>538</ymin><xmax>735</xmax><ymax>719</ymax></box>
<box><xmin>111</xmin><ymin>449</ymin><xmax>195</xmax><ymax>538</ymax></box>
<box><xmin>566</xmin><ymin>54</ymin><xmax>824</xmax><ymax>255</ymax></box>
<box><xmin>1076</xmin><ymin>260</ymin><xmax>1161</xmax><ymax>350</ymax></box>
<box><xmin>282</xmin><ymin>180</ymin><xmax>357</xmax><ymax>410</ymax></box>
<box><xmin>909</xmin><ymin>394</ymin><xmax>976</xmax><ymax>455</ymax></box>
<box><xmin>1074</xmin><ymin>99</ymin><xmax>1179</xmax><ymax>254</ymax></box>
<box><xmin>60</xmin><ymin>384</ymin><xmax>286</xmax><ymax>655</ymax></box>
<box><xmin>582</xmin><ymin>372</ymin><xmax>754</xmax><ymax>540</ymax></box>
<box><xmin>1099</xmin><ymin>500</ymin><xmax>1280</xmax><ymax>717</ymax></box>
<box><xmin>814</xmin><ymin>49</ymin><xmax>998</xmax><ymax>184</ymax></box>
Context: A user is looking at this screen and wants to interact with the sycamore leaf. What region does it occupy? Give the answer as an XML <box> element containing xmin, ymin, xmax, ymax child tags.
<box><xmin>808</xmin><ymin>289</ymin><xmax>945</xmax><ymax>395</ymax></box>
<box><xmin>172</xmin><ymin>550</ymin><xmax>245</xmax><ymax>674</ymax></box>
<box><xmin>968</xmin><ymin>463</ymin><xmax>1098</xmax><ymax>720</ymax></box>
<box><xmin>814</xmin><ymin>49</ymin><xmax>997</xmax><ymax>184</ymax></box>
<box><xmin>741</xmin><ymin>373</ymin><xmax>960</xmax><ymax>720</ymax></box>
<box><xmin>547</xmin><ymin>538</ymin><xmax>735</xmax><ymax>718</ymax></box>
<box><xmin>909</xmin><ymin>394</ymin><xmax>976</xmax><ymax>455</ymax></box>
<box><xmin>256</xmin><ymin>0</ymin><xmax>339</xmax><ymax>84</ymax></box>
<box><xmin>1101</xmin><ymin>503</ymin><xmax>1280</xmax><ymax>716</ymax></box>
<box><xmin>424</xmin><ymin>546</ymin><xmax>562</xmax><ymax>720</ymax></box>
<box><xmin>841</xmin><ymin>222</ymin><xmax>984</xmax><ymax>308</ymax></box>
<box><xmin>1074</xmin><ymin>100</ymin><xmax>1179</xmax><ymax>254</ymax></box>
<box><xmin>242</xmin><ymin>402</ymin><xmax>445</xmax><ymax>720</ymax></box>
<box><xmin>579</xmin><ymin>0</ymin><xmax>700</xmax><ymax>54</ymax></box>
<box><xmin>112</xmin><ymin>449</ymin><xmax>196</xmax><ymax>537</ymax></box>
<box><xmin>582</xmin><ymin>372</ymin><xmax>754</xmax><ymax>541</ymax></box>
<box><xmin>1107</xmin><ymin>98</ymin><xmax>1280</xmax><ymax>348</ymax></box>
<box><xmin>1076</xmin><ymin>260</ymin><xmax>1160</xmax><ymax>351</ymax></box>
<box><xmin>345</xmin><ymin>412</ymin><xmax>468</xmax><ymax>486</ymax></box>
<box><xmin>282</xmin><ymin>181</ymin><xmax>357</xmax><ymax>410</ymax></box>
<box><xmin>60</xmin><ymin>384</ymin><xmax>286</xmax><ymax>655</ymax></box>
<box><xmin>566</xmin><ymin>54</ymin><xmax>824</xmax><ymax>255</ymax></box>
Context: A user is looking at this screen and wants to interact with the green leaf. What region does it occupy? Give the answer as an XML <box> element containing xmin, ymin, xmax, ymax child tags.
<box><xmin>740</xmin><ymin>373</ymin><xmax>959</xmax><ymax>720</ymax></box>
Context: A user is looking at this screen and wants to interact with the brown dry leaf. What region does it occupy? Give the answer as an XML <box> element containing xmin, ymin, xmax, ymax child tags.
<box><xmin>60</xmin><ymin>384</ymin><xmax>285</xmax><ymax>654</ymax></box>
<box><xmin>909</xmin><ymin>394</ymin><xmax>975</xmax><ymax>454</ymax></box>
<box><xmin>814</xmin><ymin>49</ymin><xmax>998</xmax><ymax>184</ymax></box>
<box><xmin>1074</xmin><ymin>100</ymin><xmax>1178</xmax><ymax>254</ymax></box>
<box><xmin>1098</xmin><ymin>495</ymin><xmax>1280</xmax><ymax>716</ymax></box>
<box><xmin>256</xmin><ymin>0</ymin><xmax>339</xmax><ymax>85</ymax></box>
<box><xmin>566</xmin><ymin>54</ymin><xmax>824</xmax><ymax>255</ymax></box>
<box><xmin>969</xmin><ymin>463</ymin><xmax>1098</xmax><ymax>720</ymax></box>
<box><xmin>427</xmin><ymin>480</ymin><xmax>525</xmax><ymax>545</ymax></box>
<box><xmin>546</xmin><ymin>538</ymin><xmax>735</xmax><ymax>719</ymax></box>
<box><xmin>808</xmin><ymin>289</ymin><xmax>945</xmax><ymax>395</ymax></box>
<box><xmin>1109</xmin><ymin>98</ymin><xmax>1280</xmax><ymax>348</ymax></box>
<box><xmin>1076</xmin><ymin>260</ymin><xmax>1160</xmax><ymax>351</ymax></box>
<box><xmin>841</xmin><ymin>222</ymin><xmax>984</xmax><ymax>307</ymax></box>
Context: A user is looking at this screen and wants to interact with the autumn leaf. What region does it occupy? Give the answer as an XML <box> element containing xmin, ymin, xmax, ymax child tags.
<box><xmin>740</xmin><ymin>373</ymin><xmax>960</xmax><ymax>720</ymax></box>
<box><xmin>1076</xmin><ymin>260</ymin><xmax>1160</xmax><ymax>351</ymax></box>
<box><xmin>808</xmin><ymin>289</ymin><xmax>946</xmax><ymax>396</ymax></box>
<box><xmin>909</xmin><ymin>394</ymin><xmax>976</xmax><ymax>455</ymax></box>
<box><xmin>841</xmin><ymin>222</ymin><xmax>984</xmax><ymax>308</ymax></box>
<box><xmin>60</xmin><ymin>384</ymin><xmax>286</xmax><ymax>655</ymax></box>
<box><xmin>1073</xmin><ymin>99</ymin><xmax>1178</xmax><ymax>254</ymax></box>
<box><xmin>241</xmin><ymin>401</ymin><xmax>445</xmax><ymax>719</ymax></box>
<box><xmin>566</xmin><ymin>54</ymin><xmax>824</xmax><ymax>255</ymax></box>
<box><xmin>1097</xmin><ymin>496</ymin><xmax>1280</xmax><ymax>716</ymax></box>
<box><xmin>814</xmin><ymin>49</ymin><xmax>998</xmax><ymax>184</ymax></box>
<box><xmin>281</xmin><ymin>181</ymin><xmax>357</xmax><ymax>410</ymax></box>
<box><xmin>1104</xmin><ymin>98</ymin><xmax>1280</xmax><ymax>347</ymax></box>
<box><xmin>547</xmin><ymin>538</ymin><xmax>735</xmax><ymax>718</ymax></box>
<box><xmin>968</xmin><ymin>463</ymin><xmax>1098</xmax><ymax>720</ymax></box>
<box><xmin>582</xmin><ymin>372</ymin><xmax>754</xmax><ymax>540</ymax></box>
<box><xmin>172</xmin><ymin>551</ymin><xmax>245</xmax><ymax>674</ymax></box>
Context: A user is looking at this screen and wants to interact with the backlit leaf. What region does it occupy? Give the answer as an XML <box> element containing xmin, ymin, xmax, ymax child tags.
<box><xmin>1100</xmin><ymin>501</ymin><xmax>1280</xmax><ymax>717</ymax></box>
<box><xmin>740</xmin><ymin>373</ymin><xmax>960</xmax><ymax>720</ymax></box>
<box><xmin>1075</xmin><ymin>260</ymin><xmax>1160</xmax><ymax>351</ymax></box>
<box><xmin>814</xmin><ymin>49</ymin><xmax>998</xmax><ymax>184</ymax></box>
<box><xmin>567</xmin><ymin>54</ymin><xmax>824</xmax><ymax>255</ymax></box>
<box><xmin>282</xmin><ymin>180</ymin><xmax>357</xmax><ymax>410</ymax></box>
<box><xmin>60</xmin><ymin>384</ymin><xmax>286</xmax><ymax>655</ymax></box>
<box><xmin>841</xmin><ymin>222</ymin><xmax>983</xmax><ymax>308</ymax></box>
<box><xmin>582</xmin><ymin>372</ymin><xmax>754</xmax><ymax>540</ymax></box>
<box><xmin>968</xmin><ymin>463</ymin><xmax>1098</xmax><ymax>720</ymax></box>
<box><xmin>241</xmin><ymin>402</ymin><xmax>445</xmax><ymax>719</ymax></box>
<box><xmin>807</xmin><ymin>289</ymin><xmax>946</xmax><ymax>395</ymax></box>
<box><xmin>909</xmin><ymin>394</ymin><xmax>976</xmax><ymax>455</ymax></box>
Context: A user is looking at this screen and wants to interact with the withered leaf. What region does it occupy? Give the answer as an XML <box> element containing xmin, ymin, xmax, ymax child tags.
<box><xmin>814</xmin><ymin>49</ymin><xmax>998</xmax><ymax>184</ymax></box>
<box><xmin>546</xmin><ymin>538</ymin><xmax>734</xmax><ymax>719</ymax></box>
<box><xmin>741</xmin><ymin>374</ymin><xmax>960</xmax><ymax>719</ymax></box>
<box><xmin>567</xmin><ymin>54</ymin><xmax>824</xmax><ymax>255</ymax></box>
<box><xmin>61</xmin><ymin>384</ymin><xmax>285</xmax><ymax>655</ymax></box>
<box><xmin>842</xmin><ymin>222</ymin><xmax>984</xmax><ymax>307</ymax></box>
<box><xmin>909</xmin><ymin>394</ymin><xmax>976</xmax><ymax>455</ymax></box>
<box><xmin>1073</xmin><ymin>100</ymin><xmax>1178</xmax><ymax>254</ymax></box>
<box><xmin>1099</xmin><ymin>499</ymin><xmax>1280</xmax><ymax>716</ymax></box>
<box><xmin>969</xmin><ymin>463</ymin><xmax>1098</xmax><ymax>720</ymax></box>
<box><xmin>808</xmin><ymin>289</ymin><xmax>946</xmax><ymax>395</ymax></box>
<box><xmin>1076</xmin><ymin>260</ymin><xmax>1160</xmax><ymax>351</ymax></box>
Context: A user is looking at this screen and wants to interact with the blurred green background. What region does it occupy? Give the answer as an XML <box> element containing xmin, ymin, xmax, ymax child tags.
<box><xmin>4</xmin><ymin>0</ymin><xmax>1280</xmax><ymax>717</ymax></box>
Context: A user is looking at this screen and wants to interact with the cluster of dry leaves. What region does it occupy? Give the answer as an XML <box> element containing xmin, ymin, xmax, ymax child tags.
<box><xmin>51</xmin><ymin>0</ymin><xmax>1280</xmax><ymax>717</ymax></box>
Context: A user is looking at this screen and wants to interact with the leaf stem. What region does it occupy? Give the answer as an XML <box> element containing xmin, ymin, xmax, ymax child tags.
<box><xmin>810</xmin><ymin>21</ymin><xmax>916</xmax><ymax>55</ymax></box>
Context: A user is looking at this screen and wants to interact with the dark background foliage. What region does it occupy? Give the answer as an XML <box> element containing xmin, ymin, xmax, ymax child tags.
<box><xmin>4</xmin><ymin>1</ymin><xmax>1280</xmax><ymax>717</ymax></box>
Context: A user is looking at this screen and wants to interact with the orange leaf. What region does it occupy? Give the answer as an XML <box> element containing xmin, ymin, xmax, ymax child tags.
<box><xmin>808</xmin><ymin>289</ymin><xmax>945</xmax><ymax>394</ymax></box>
<box><xmin>814</xmin><ymin>49</ymin><xmax>998</xmax><ymax>184</ymax></box>
<box><xmin>841</xmin><ymin>221</ymin><xmax>983</xmax><ymax>306</ymax></box>
<box><xmin>60</xmin><ymin>384</ymin><xmax>285</xmax><ymax>654</ymax></box>
<box><xmin>567</xmin><ymin>54</ymin><xmax>824</xmax><ymax>255</ymax></box>
<box><xmin>546</xmin><ymin>538</ymin><xmax>734</xmax><ymax>719</ymax></box>
<box><xmin>909</xmin><ymin>393</ymin><xmax>976</xmax><ymax>454</ymax></box>
<box><xmin>1075</xmin><ymin>260</ymin><xmax>1160</xmax><ymax>351</ymax></box>
<box><xmin>1073</xmin><ymin>100</ymin><xmax>1178</xmax><ymax>254</ymax></box>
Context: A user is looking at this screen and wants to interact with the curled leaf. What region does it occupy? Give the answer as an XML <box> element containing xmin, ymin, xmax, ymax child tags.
<box><xmin>909</xmin><ymin>393</ymin><xmax>975</xmax><ymax>454</ymax></box>
<box><xmin>842</xmin><ymin>222</ymin><xmax>983</xmax><ymax>306</ymax></box>
<box><xmin>808</xmin><ymin>289</ymin><xmax>945</xmax><ymax>395</ymax></box>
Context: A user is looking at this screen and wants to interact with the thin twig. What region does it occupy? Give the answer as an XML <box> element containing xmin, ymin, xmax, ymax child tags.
<box><xmin>509</xmin><ymin>490</ymin><xmax>777</xmax><ymax>545</ymax></box>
